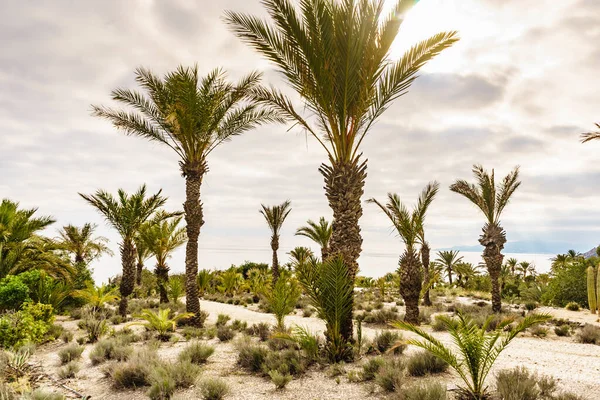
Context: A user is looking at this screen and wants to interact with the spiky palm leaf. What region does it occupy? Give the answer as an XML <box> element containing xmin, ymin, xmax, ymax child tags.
<box><xmin>260</xmin><ymin>200</ymin><xmax>292</xmax><ymax>236</ymax></box>
<box><xmin>74</xmin><ymin>284</ymin><xmax>119</xmax><ymax>310</ymax></box>
<box><xmin>393</xmin><ymin>312</ymin><xmax>551</xmax><ymax>399</ymax></box>
<box><xmin>132</xmin><ymin>308</ymin><xmax>193</xmax><ymax>340</ymax></box>
<box><xmin>288</xmin><ymin>246</ymin><xmax>314</xmax><ymax>265</ymax></box>
<box><xmin>295</xmin><ymin>217</ymin><xmax>332</xmax><ymax>257</ymax></box>
<box><xmin>580</xmin><ymin>122</ymin><xmax>600</xmax><ymax>143</ymax></box>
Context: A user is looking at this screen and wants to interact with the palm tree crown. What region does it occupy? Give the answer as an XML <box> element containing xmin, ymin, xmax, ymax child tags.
<box><xmin>435</xmin><ymin>250</ymin><xmax>463</xmax><ymax>285</ymax></box>
<box><xmin>139</xmin><ymin>215</ymin><xmax>187</xmax><ymax>268</ymax></box>
<box><xmin>295</xmin><ymin>217</ymin><xmax>332</xmax><ymax>259</ymax></box>
<box><xmin>58</xmin><ymin>223</ymin><xmax>112</xmax><ymax>265</ymax></box>
<box><xmin>260</xmin><ymin>200</ymin><xmax>292</xmax><ymax>237</ymax></box>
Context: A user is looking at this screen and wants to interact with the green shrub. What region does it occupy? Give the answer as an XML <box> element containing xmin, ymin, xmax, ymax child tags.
<box><xmin>163</xmin><ymin>360</ymin><xmax>201</xmax><ymax>388</ymax></box>
<box><xmin>0</xmin><ymin>302</ymin><xmax>54</xmax><ymax>348</ymax></box>
<box><xmin>0</xmin><ymin>275</ymin><xmax>30</xmax><ymax>311</ymax></box>
<box><xmin>554</xmin><ymin>325</ymin><xmax>570</xmax><ymax>337</ymax></box>
<box><xmin>60</xmin><ymin>331</ymin><xmax>73</xmax><ymax>343</ymax></box>
<box><xmin>107</xmin><ymin>348</ymin><xmax>158</xmax><ymax>389</ymax></box>
<box><xmin>230</xmin><ymin>319</ymin><xmax>247</xmax><ymax>331</ymax></box>
<box><xmin>375</xmin><ymin>359</ymin><xmax>404</xmax><ymax>392</ymax></box>
<box><xmin>577</xmin><ymin>324</ymin><xmax>600</xmax><ymax>344</ymax></box>
<box><xmin>554</xmin><ymin>393</ymin><xmax>586</xmax><ymax>400</ymax></box>
<box><xmin>401</xmin><ymin>382</ymin><xmax>447</xmax><ymax>400</ymax></box>
<box><xmin>495</xmin><ymin>366</ymin><xmax>541</xmax><ymax>400</ymax></box>
<box><xmin>246</xmin><ymin>323</ymin><xmax>270</xmax><ymax>341</ymax></box>
<box><xmin>80</xmin><ymin>310</ymin><xmax>108</xmax><ymax>343</ymax></box>
<box><xmin>199</xmin><ymin>378</ymin><xmax>229</xmax><ymax>400</ymax></box>
<box><xmin>181</xmin><ymin>326</ymin><xmax>204</xmax><ymax>340</ymax></box>
<box><xmin>524</xmin><ymin>302</ymin><xmax>537</xmax><ymax>311</ymax></box>
<box><xmin>363</xmin><ymin>309</ymin><xmax>400</xmax><ymax>325</ymax></box>
<box><xmin>57</xmin><ymin>362</ymin><xmax>80</xmax><ymax>379</ymax></box>
<box><xmin>26</xmin><ymin>389</ymin><xmax>66</xmax><ymax>400</ymax></box>
<box><xmin>406</xmin><ymin>351</ymin><xmax>449</xmax><ymax>376</ymax></box>
<box><xmin>361</xmin><ymin>356</ymin><xmax>385</xmax><ymax>381</ymax></box>
<box><xmin>542</xmin><ymin>262</ymin><xmax>587</xmax><ymax>307</ymax></box>
<box><xmin>372</xmin><ymin>330</ymin><xmax>403</xmax><ymax>355</ymax></box>
<box><xmin>236</xmin><ymin>340</ymin><xmax>268</xmax><ymax>373</ymax></box>
<box><xmin>178</xmin><ymin>341</ymin><xmax>215</xmax><ymax>364</ymax></box>
<box><xmin>58</xmin><ymin>344</ymin><xmax>84</xmax><ymax>365</ymax></box>
<box><xmin>216</xmin><ymin>326</ymin><xmax>235</xmax><ymax>342</ymax></box>
<box><xmin>565</xmin><ymin>302</ymin><xmax>580</xmax><ymax>311</ymax></box>
<box><xmin>268</xmin><ymin>369</ymin><xmax>292</xmax><ymax>389</ymax></box>
<box><xmin>262</xmin><ymin>349</ymin><xmax>305</xmax><ymax>376</ymax></box>
<box><xmin>147</xmin><ymin>368</ymin><xmax>175</xmax><ymax>400</ymax></box>
<box><xmin>530</xmin><ymin>326</ymin><xmax>548</xmax><ymax>338</ymax></box>
<box><xmin>215</xmin><ymin>314</ymin><xmax>230</xmax><ymax>327</ymax></box>
<box><xmin>89</xmin><ymin>338</ymin><xmax>133</xmax><ymax>365</ymax></box>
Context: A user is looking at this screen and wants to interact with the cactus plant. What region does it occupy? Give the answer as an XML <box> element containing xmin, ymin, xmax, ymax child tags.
<box><xmin>588</xmin><ymin>266</ymin><xmax>597</xmax><ymax>314</ymax></box>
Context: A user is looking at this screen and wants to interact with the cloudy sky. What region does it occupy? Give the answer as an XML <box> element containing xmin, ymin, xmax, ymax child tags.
<box><xmin>2</xmin><ymin>0</ymin><xmax>599</xmax><ymax>283</ymax></box>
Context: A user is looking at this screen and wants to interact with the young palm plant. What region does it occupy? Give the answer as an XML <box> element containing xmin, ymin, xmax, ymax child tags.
<box><xmin>393</xmin><ymin>312</ymin><xmax>551</xmax><ymax>400</ymax></box>
<box><xmin>295</xmin><ymin>217</ymin><xmax>332</xmax><ymax>260</ymax></box>
<box><xmin>259</xmin><ymin>200</ymin><xmax>292</xmax><ymax>282</ymax></box>
<box><xmin>435</xmin><ymin>250</ymin><xmax>464</xmax><ymax>286</ymax></box>
<box><xmin>294</xmin><ymin>256</ymin><xmax>355</xmax><ymax>362</ymax></box>
<box><xmin>450</xmin><ymin>165</ymin><xmax>521</xmax><ymax>313</ymax></box>
<box><xmin>226</xmin><ymin>0</ymin><xmax>458</xmax><ymax>342</ymax></box>
<box><xmin>74</xmin><ymin>284</ymin><xmax>119</xmax><ymax>311</ymax></box>
<box><xmin>367</xmin><ymin>182</ymin><xmax>439</xmax><ymax>324</ymax></box>
<box><xmin>58</xmin><ymin>223</ymin><xmax>112</xmax><ymax>265</ymax></box>
<box><xmin>80</xmin><ymin>185</ymin><xmax>166</xmax><ymax>316</ymax></box>
<box><xmin>132</xmin><ymin>308</ymin><xmax>193</xmax><ymax>341</ymax></box>
<box><xmin>197</xmin><ymin>269</ymin><xmax>213</xmax><ymax>297</ymax></box>
<box><xmin>92</xmin><ymin>66</ymin><xmax>282</xmax><ymax>325</ymax></box>
<box><xmin>288</xmin><ymin>246</ymin><xmax>314</xmax><ymax>266</ymax></box>
<box><xmin>261</xmin><ymin>271</ymin><xmax>301</xmax><ymax>332</ymax></box>
<box><xmin>504</xmin><ymin>257</ymin><xmax>518</xmax><ymax>276</ymax></box>
<box><xmin>139</xmin><ymin>215</ymin><xmax>187</xmax><ymax>303</ymax></box>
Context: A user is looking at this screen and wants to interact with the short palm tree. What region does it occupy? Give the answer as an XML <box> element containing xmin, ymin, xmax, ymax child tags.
<box><xmin>454</xmin><ymin>262</ymin><xmax>480</xmax><ymax>288</ymax></box>
<box><xmin>517</xmin><ymin>261</ymin><xmax>535</xmax><ymax>279</ymax></box>
<box><xmin>504</xmin><ymin>257</ymin><xmax>518</xmax><ymax>276</ymax></box>
<box><xmin>435</xmin><ymin>250</ymin><xmax>463</xmax><ymax>286</ymax></box>
<box><xmin>295</xmin><ymin>217</ymin><xmax>332</xmax><ymax>260</ymax></box>
<box><xmin>132</xmin><ymin>308</ymin><xmax>193</xmax><ymax>341</ymax></box>
<box><xmin>394</xmin><ymin>312</ymin><xmax>551</xmax><ymax>400</ymax></box>
<box><xmin>92</xmin><ymin>66</ymin><xmax>282</xmax><ymax>325</ymax></box>
<box><xmin>196</xmin><ymin>269</ymin><xmax>213</xmax><ymax>297</ymax></box>
<box><xmin>133</xmin><ymin>235</ymin><xmax>152</xmax><ymax>286</ymax></box>
<box><xmin>74</xmin><ymin>284</ymin><xmax>119</xmax><ymax>311</ymax></box>
<box><xmin>580</xmin><ymin>122</ymin><xmax>600</xmax><ymax>142</ymax></box>
<box><xmin>58</xmin><ymin>223</ymin><xmax>112</xmax><ymax>265</ymax></box>
<box><xmin>261</xmin><ymin>271</ymin><xmax>301</xmax><ymax>332</ymax></box>
<box><xmin>226</xmin><ymin>0</ymin><xmax>458</xmax><ymax>340</ymax></box>
<box><xmin>367</xmin><ymin>182</ymin><xmax>439</xmax><ymax>324</ymax></box>
<box><xmin>288</xmin><ymin>246</ymin><xmax>314</xmax><ymax>266</ymax></box>
<box><xmin>80</xmin><ymin>185</ymin><xmax>167</xmax><ymax>316</ymax></box>
<box><xmin>139</xmin><ymin>215</ymin><xmax>187</xmax><ymax>303</ymax></box>
<box><xmin>450</xmin><ymin>165</ymin><xmax>521</xmax><ymax>313</ymax></box>
<box><xmin>259</xmin><ymin>200</ymin><xmax>291</xmax><ymax>282</ymax></box>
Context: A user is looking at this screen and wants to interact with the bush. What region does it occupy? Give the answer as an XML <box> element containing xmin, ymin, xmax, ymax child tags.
<box><xmin>530</xmin><ymin>325</ymin><xmax>548</xmax><ymax>338</ymax></box>
<box><xmin>107</xmin><ymin>348</ymin><xmax>158</xmax><ymax>388</ymax></box>
<box><xmin>181</xmin><ymin>326</ymin><xmax>204</xmax><ymax>340</ymax></box>
<box><xmin>524</xmin><ymin>302</ymin><xmax>537</xmax><ymax>311</ymax></box>
<box><xmin>363</xmin><ymin>309</ymin><xmax>400</xmax><ymax>325</ymax></box>
<box><xmin>361</xmin><ymin>356</ymin><xmax>385</xmax><ymax>381</ymax></box>
<box><xmin>554</xmin><ymin>325</ymin><xmax>570</xmax><ymax>337</ymax></box>
<box><xmin>230</xmin><ymin>319</ymin><xmax>247</xmax><ymax>331</ymax></box>
<box><xmin>60</xmin><ymin>331</ymin><xmax>73</xmax><ymax>343</ymax></box>
<box><xmin>216</xmin><ymin>326</ymin><xmax>235</xmax><ymax>342</ymax></box>
<box><xmin>236</xmin><ymin>340</ymin><xmax>268</xmax><ymax>373</ymax></box>
<box><xmin>495</xmin><ymin>366</ymin><xmax>541</xmax><ymax>400</ymax></box>
<box><xmin>216</xmin><ymin>314</ymin><xmax>230</xmax><ymax>327</ymax></box>
<box><xmin>199</xmin><ymin>378</ymin><xmax>229</xmax><ymax>400</ymax></box>
<box><xmin>542</xmin><ymin>262</ymin><xmax>587</xmax><ymax>307</ymax></box>
<box><xmin>58</xmin><ymin>344</ymin><xmax>84</xmax><ymax>365</ymax></box>
<box><xmin>262</xmin><ymin>349</ymin><xmax>305</xmax><ymax>376</ymax></box>
<box><xmin>268</xmin><ymin>369</ymin><xmax>292</xmax><ymax>389</ymax></box>
<box><xmin>577</xmin><ymin>324</ymin><xmax>600</xmax><ymax>344</ymax></box>
<box><xmin>565</xmin><ymin>302</ymin><xmax>580</xmax><ymax>311</ymax></box>
<box><xmin>179</xmin><ymin>341</ymin><xmax>215</xmax><ymax>364</ymax></box>
<box><xmin>432</xmin><ymin>315</ymin><xmax>448</xmax><ymax>332</ymax></box>
<box><xmin>57</xmin><ymin>362</ymin><xmax>80</xmax><ymax>379</ymax></box>
<box><xmin>0</xmin><ymin>302</ymin><xmax>54</xmax><ymax>348</ymax></box>
<box><xmin>147</xmin><ymin>368</ymin><xmax>175</xmax><ymax>400</ymax></box>
<box><xmin>80</xmin><ymin>311</ymin><xmax>108</xmax><ymax>343</ymax></box>
<box><xmin>27</xmin><ymin>390</ymin><xmax>66</xmax><ymax>400</ymax></box>
<box><xmin>375</xmin><ymin>359</ymin><xmax>404</xmax><ymax>392</ymax></box>
<box><xmin>372</xmin><ymin>330</ymin><xmax>403</xmax><ymax>355</ymax></box>
<box><xmin>0</xmin><ymin>275</ymin><xmax>30</xmax><ymax>311</ymax></box>
<box><xmin>246</xmin><ymin>323</ymin><xmax>270</xmax><ymax>341</ymax></box>
<box><xmin>401</xmin><ymin>382</ymin><xmax>447</xmax><ymax>400</ymax></box>
<box><xmin>90</xmin><ymin>338</ymin><xmax>133</xmax><ymax>365</ymax></box>
<box><xmin>406</xmin><ymin>351</ymin><xmax>449</xmax><ymax>377</ymax></box>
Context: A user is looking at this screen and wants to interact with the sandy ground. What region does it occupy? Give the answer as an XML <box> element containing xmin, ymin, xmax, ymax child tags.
<box><xmin>27</xmin><ymin>299</ymin><xmax>600</xmax><ymax>400</ymax></box>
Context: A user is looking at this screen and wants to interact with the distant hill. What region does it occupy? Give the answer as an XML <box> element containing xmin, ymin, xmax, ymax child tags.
<box><xmin>583</xmin><ymin>246</ymin><xmax>600</xmax><ymax>259</ymax></box>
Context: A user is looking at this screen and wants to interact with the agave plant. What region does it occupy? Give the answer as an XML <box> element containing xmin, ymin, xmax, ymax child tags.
<box><xmin>74</xmin><ymin>284</ymin><xmax>119</xmax><ymax>311</ymax></box>
<box><xmin>393</xmin><ymin>312</ymin><xmax>551</xmax><ymax>399</ymax></box>
<box><xmin>132</xmin><ymin>308</ymin><xmax>193</xmax><ymax>340</ymax></box>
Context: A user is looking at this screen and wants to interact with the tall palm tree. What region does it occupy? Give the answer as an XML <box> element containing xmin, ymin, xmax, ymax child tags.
<box><xmin>92</xmin><ymin>66</ymin><xmax>281</xmax><ymax>325</ymax></box>
<box><xmin>435</xmin><ymin>250</ymin><xmax>463</xmax><ymax>286</ymax></box>
<box><xmin>58</xmin><ymin>223</ymin><xmax>112</xmax><ymax>265</ymax></box>
<box><xmin>367</xmin><ymin>182</ymin><xmax>439</xmax><ymax>324</ymax></box>
<box><xmin>504</xmin><ymin>257</ymin><xmax>518</xmax><ymax>276</ymax></box>
<box><xmin>259</xmin><ymin>200</ymin><xmax>292</xmax><ymax>282</ymax></box>
<box><xmin>139</xmin><ymin>214</ymin><xmax>187</xmax><ymax>303</ymax></box>
<box><xmin>80</xmin><ymin>185</ymin><xmax>166</xmax><ymax>316</ymax></box>
<box><xmin>450</xmin><ymin>165</ymin><xmax>521</xmax><ymax>313</ymax></box>
<box><xmin>226</xmin><ymin>0</ymin><xmax>458</xmax><ymax>296</ymax></box>
<box><xmin>417</xmin><ymin>220</ymin><xmax>434</xmax><ymax>306</ymax></box>
<box><xmin>133</xmin><ymin>235</ymin><xmax>152</xmax><ymax>286</ymax></box>
<box><xmin>580</xmin><ymin>122</ymin><xmax>600</xmax><ymax>142</ymax></box>
<box><xmin>295</xmin><ymin>217</ymin><xmax>332</xmax><ymax>260</ymax></box>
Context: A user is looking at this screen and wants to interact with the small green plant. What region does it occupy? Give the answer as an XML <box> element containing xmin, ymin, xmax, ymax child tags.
<box><xmin>90</xmin><ymin>338</ymin><xmax>133</xmax><ymax>365</ymax></box>
<box><xmin>530</xmin><ymin>325</ymin><xmax>548</xmax><ymax>338</ymax></box>
<box><xmin>167</xmin><ymin>277</ymin><xmax>185</xmax><ymax>304</ymax></box>
<box><xmin>268</xmin><ymin>369</ymin><xmax>292</xmax><ymax>389</ymax></box>
<box><xmin>261</xmin><ymin>272</ymin><xmax>301</xmax><ymax>332</ymax></box>
<box><xmin>199</xmin><ymin>377</ymin><xmax>229</xmax><ymax>400</ymax></box>
<box><xmin>57</xmin><ymin>362</ymin><xmax>80</xmax><ymax>379</ymax></box>
<box><xmin>374</xmin><ymin>358</ymin><xmax>404</xmax><ymax>392</ymax></box>
<box><xmin>178</xmin><ymin>341</ymin><xmax>215</xmax><ymax>364</ymax></box>
<box><xmin>361</xmin><ymin>356</ymin><xmax>385</xmax><ymax>381</ymax></box>
<box><xmin>524</xmin><ymin>302</ymin><xmax>537</xmax><ymax>311</ymax></box>
<box><xmin>565</xmin><ymin>302</ymin><xmax>580</xmax><ymax>311</ymax></box>
<box><xmin>230</xmin><ymin>319</ymin><xmax>247</xmax><ymax>331</ymax></box>
<box><xmin>216</xmin><ymin>326</ymin><xmax>235</xmax><ymax>342</ymax></box>
<box><xmin>372</xmin><ymin>330</ymin><xmax>403</xmax><ymax>354</ymax></box>
<box><xmin>554</xmin><ymin>324</ymin><xmax>570</xmax><ymax>337</ymax></box>
<box><xmin>58</xmin><ymin>344</ymin><xmax>84</xmax><ymax>365</ymax></box>
<box><xmin>27</xmin><ymin>389</ymin><xmax>66</xmax><ymax>400</ymax></box>
<box><xmin>401</xmin><ymin>382</ymin><xmax>447</xmax><ymax>400</ymax></box>
<box><xmin>577</xmin><ymin>324</ymin><xmax>600</xmax><ymax>344</ymax></box>
<box><xmin>74</xmin><ymin>284</ymin><xmax>119</xmax><ymax>310</ymax></box>
<box><xmin>80</xmin><ymin>310</ymin><xmax>108</xmax><ymax>343</ymax></box>
<box><xmin>236</xmin><ymin>340</ymin><xmax>268</xmax><ymax>373</ymax></box>
<box><xmin>393</xmin><ymin>311</ymin><xmax>551</xmax><ymax>399</ymax></box>
<box><xmin>215</xmin><ymin>314</ymin><xmax>230</xmax><ymax>327</ymax></box>
<box><xmin>246</xmin><ymin>323</ymin><xmax>271</xmax><ymax>341</ymax></box>
<box><xmin>406</xmin><ymin>350</ymin><xmax>448</xmax><ymax>376</ymax></box>
<box><xmin>495</xmin><ymin>366</ymin><xmax>558</xmax><ymax>400</ymax></box>
<box><xmin>60</xmin><ymin>331</ymin><xmax>73</xmax><ymax>343</ymax></box>
<box><xmin>131</xmin><ymin>308</ymin><xmax>193</xmax><ymax>341</ymax></box>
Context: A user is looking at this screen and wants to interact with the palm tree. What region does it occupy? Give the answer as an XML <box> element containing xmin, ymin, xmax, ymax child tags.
<box><xmin>517</xmin><ymin>261</ymin><xmax>535</xmax><ymax>279</ymax></box>
<box><xmin>367</xmin><ymin>182</ymin><xmax>439</xmax><ymax>324</ymax></box>
<box><xmin>288</xmin><ymin>246</ymin><xmax>313</xmax><ymax>266</ymax></box>
<box><xmin>504</xmin><ymin>257</ymin><xmax>518</xmax><ymax>276</ymax></box>
<box><xmin>80</xmin><ymin>185</ymin><xmax>166</xmax><ymax>316</ymax></box>
<box><xmin>74</xmin><ymin>284</ymin><xmax>119</xmax><ymax>311</ymax></box>
<box><xmin>92</xmin><ymin>66</ymin><xmax>282</xmax><ymax>325</ymax></box>
<box><xmin>58</xmin><ymin>223</ymin><xmax>112</xmax><ymax>265</ymax></box>
<box><xmin>580</xmin><ymin>122</ymin><xmax>600</xmax><ymax>142</ymax></box>
<box><xmin>226</xmin><ymin>0</ymin><xmax>458</xmax><ymax>337</ymax></box>
<box><xmin>454</xmin><ymin>262</ymin><xmax>480</xmax><ymax>288</ymax></box>
<box><xmin>259</xmin><ymin>200</ymin><xmax>292</xmax><ymax>282</ymax></box>
<box><xmin>139</xmin><ymin>215</ymin><xmax>187</xmax><ymax>303</ymax></box>
<box><xmin>133</xmin><ymin>235</ymin><xmax>152</xmax><ymax>286</ymax></box>
<box><xmin>295</xmin><ymin>217</ymin><xmax>332</xmax><ymax>260</ymax></box>
<box><xmin>417</xmin><ymin>219</ymin><xmax>434</xmax><ymax>306</ymax></box>
<box><xmin>450</xmin><ymin>165</ymin><xmax>521</xmax><ymax>313</ymax></box>
<box><xmin>435</xmin><ymin>250</ymin><xmax>463</xmax><ymax>286</ymax></box>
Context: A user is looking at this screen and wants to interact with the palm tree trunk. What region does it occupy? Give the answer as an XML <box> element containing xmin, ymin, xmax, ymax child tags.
<box><xmin>486</xmin><ymin>252</ymin><xmax>504</xmax><ymax>313</ymax></box>
<box><xmin>321</xmin><ymin>246</ymin><xmax>328</xmax><ymax>262</ymax></box>
<box><xmin>182</xmin><ymin>162</ymin><xmax>206</xmax><ymax>326</ymax></box>
<box><xmin>119</xmin><ymin>239</ymin><xmax>136</xmax><ymax>317</ymax></box>
<box><xmin>155</xmin><ymin>264</ymin><xmax>170</xmax><ymax>304</ymax></box>
<box><xmin>136</xmin><ymin>261</ymin><xmax>143</xmax><ymax>286</ymax></box>
<box><xmin>399</xmin><ymin>249</ymin><xmax>423</xmax><ymax>325</ymax></box>
<box><xmin>421</xmin><ymin>243</ymin><xmax>432</xmax><ymax>306</ymax></box>
<box><xmin>319</xmin><ymin>158</ymin><xmax>367</xmax><ymax>342</ymax></box>
<box><xmin>447</xmin><ymin>268</ymin><xmax>453</xmax><ymax>285</ymax></box>
<box><xmin>271</xmin><ymin>235</ymin><xmax>279</xmax><ymax>282</ymax></box>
